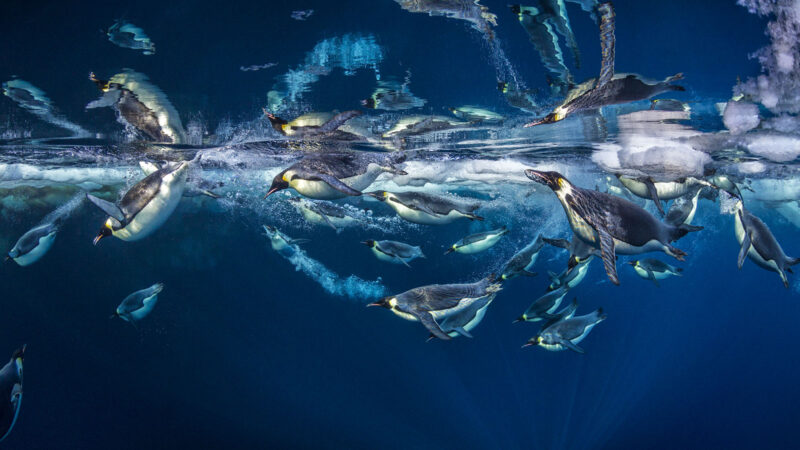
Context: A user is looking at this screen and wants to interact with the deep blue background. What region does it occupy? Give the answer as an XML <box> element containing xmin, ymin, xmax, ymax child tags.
<box><xmin>0</xmin><ymin>1</ymin><xmax>796</xmax><ymax>449</ymax></box>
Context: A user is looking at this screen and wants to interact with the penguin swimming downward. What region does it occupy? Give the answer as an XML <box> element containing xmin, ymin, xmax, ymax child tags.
<box><xmin>0</xmin><ymin>346</ymin><xmax>24</xmax><ymax>443</ymax></box>
<box><xmin>113</xmin><ymin>283</ymin><xmax>164</xmax><ymax>324</ymax></box>
<box><xmin>265</xmin><ymin>152</ymin><xmax>406</xmax><ymax>200</ymax></box>
<box><xmin>500</xmin><ymin>234</ymin><xmax>545</xmax><ymax>280</ymax></box>
<box><xmin>627</xmin><ymin>259</ymin><xmax>682</xmax><ymax>286</ymax></box>
<box><xmin>445</xmin><ymin>226</ymin><xmax>508</xmax><ymax>255</ymax></box>
<box><xmin>365</xmin><ymin>190</ymin><xmax>483</xmax><ymax>225</ymax></box>
<box><xmin>362</xmin><ymin>240</ymin><xmax>425</xmax><ymax>267</ymax></box>
<box><xmin>524</xmin><ymin>308</ymin><xmax>606</xmax><ymax>353</ymax></box>
<box><xmin>733</xmin><ymin>199</ymin><xmax>799</xmax><ymax>288</ymax></box>
<box><xmin>525</xmin><ymin>169</ymin><xmax>702</xmax><ymax>285</ymax></box>
<box><xmin>7</xmin><ymin>222</ymin><xmax>59</xmax><ymax>266</ymax></box>
<box><xmin>524</xmin><ymin>2</ymin><xmax>685</xmax><ymax>127</ymax></box>
<box><xmin>368</xmin><ymin>276</ymin><xmax>502</xmax><ymax>340</ymax></box>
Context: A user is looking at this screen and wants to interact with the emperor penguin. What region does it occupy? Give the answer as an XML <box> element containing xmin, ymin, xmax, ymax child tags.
<box><xmin>617</xmin><ymin>175</ymin><xmax>711</xmax><ymax>216</ymax></box>
<box><xmin>515</xmin><ymin>286</ymin><xmax>569</xmax><ymax>323</ymax></box>
<box><xmin>361</xmin><ymin>240</ymin><xmax>425</xmax><ymax>267</ymax></box>
<box><xmin>542</xmin><ymin>233</ymin><xmax>600</xmax><ymax>269</ymax></box>
<box><xmin>288</xmin><ymin>197</ymin><xmax>360</xmax><ymax>231</ymax></box>
<box><xmin>113</xmin><ymin>283</ymin><xmax>164</xmax><ymax>324</ymax></box>
<box><xmin>524</xmin><ymin>2</ymin><xmax>685</xmax><ymax>127</ymax></box>
<box><xmin>88</xmin><ymin>161</ymin><xmax>189</xmax><ymax>244</ymax></box>
<box><xmin>665</xmin><ymin>186</ymin><xmax>705</xmax><ymax>226</ymax></box>
<box><xmin>0</xmin><ymin>345</ymin><xmax>25</xmax><ymax>443</ymax></box>
<box><xmin>263</xmin><ymin>225</ymin><xmax>309</xmax><ymax>258</ymax></box>
<box><xmin>445</xmin><ymin>226</ymin><xmax>508</xmax><ymax>255</ymax></box>
<box><xmin>500</xmin><ymin>234</ymin><xmax>545</xmax><ymax>280</ymax></box>
<box><xmin>547</xmin><ymin>255</ymin><xmax>594</xmax><ymax>291</ymax></box>
<box><xmin>733</xmin><ymin>199</ymin><xmax>799</xmax><ymax>288</ymax></box>
<box><xmin>627</xmin><ymin>259</ymin><xmax>682</xmax><ymax>286</ymax></box>
<box><xmin>365</xmin><ymin>190</ymin><xmax>483</xmax><ymax>225</ymax></box>
<box><xmin>368</xmin><ymin>276</ymin><xmax>502</xmax><ymax>340</ymax></box>
<box><xmin>139</xmin><ymin>161</ymin><xmax>221</xmax><ymax>199</ymax></box>
<box><xmin>7</xmin><ymin>222</ymin><xmax>58</xmax><ymax>266</ymax></box>
<box><xmin>525</xmin><ymin>169</ymin><xmax>702</xmax><ymax>285</ymax></box>
<box><xmin>524</xmin><ymin>308</ymin><xmax>606</xmax><ymax>353</ymax></box>
<box><xmin>264</xmin><ymin>110</ymin><xmax>362</xmax><ymax>138</ymax></box>
<box><xmin>264</xmin><ymin>152</ymin><xmax>406</xmax><ymax>200</ymax></box>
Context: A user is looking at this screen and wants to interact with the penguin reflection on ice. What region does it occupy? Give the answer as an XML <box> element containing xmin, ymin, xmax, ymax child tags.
<box><xmin>113</xmin><ymin>284</ymin><xmax>164</xmax><ymax>324</ymax></box>
<box><xmin>88</xmin><ymin>161</ymin><xmax>189</xmax><ymax>244</ymax></box>
<box><xmin>368</xmin><ymin>276</ymin><xmax>502</xmax><ymax>340</ymax></box>
<box><xmin>0</xmin><ymin>345</ymin><xmax>25</xmax><ymax>443</ymax></box>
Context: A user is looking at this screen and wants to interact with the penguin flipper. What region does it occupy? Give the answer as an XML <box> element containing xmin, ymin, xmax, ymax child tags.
<box><xmin>596</xmin><ymin>2</ymin><xmax>616</xmax><ymax>88</ymax></box>
<box><xmin>418</xmin><ymin>312</ymin><xmax>450</xmax><ymax>341</ymax></box>
<box><xmin>319</xmin><ymin>110</ymin><xmax>361</xmax><ymax>133</ymax></box>
<box><xmin>559</xmin><ymin>338</ymin><xmax>585</xmax><ymax>354</ymax></box>
<box><xmin>522</xmin><ymin>270</ymin><xmax>538</xmax><ymax>277</ymax></box>
<box><xmin>597</xmin><ymin>228</ymin><xmax>620</xmax><ymax>285</ymax></box>
<box><xmin>138</xmin><ymin>161</ymin><xmax>160</xmax><ymax>176</ymax></box>
<box><xmin>314</xmin><ymin>174</ymin><xmax>362</xmax><ymax>196</ymax></box>
<box><xmin>86</xmin><ymin>194</ymin><xmax>125</xmax><ymax>222</ymax></box>
<box><xmin>641</xmin><ymin>178</ymin><xmax>665</xmax><ymax>216</ymax></box>
<box><xmin>396</xmin><ymin>256</ymin><xmax>412</xmax><ymax>268</ymax></box>
<box><xmin>646</xmin><ymin>269</ymin><xmax>660</xmax><ymax>287</ymax></box>
<box><xmin>738</xmin><ymin>227</ymin><xmax>751</xmax><ymax>270</ymax></box>
<box><xmin>289</xmin><ymin>238</ymin><xmax>310</xmax><ymax>245</ymax></box>
<box><xmin>542</xmin><ymin>237</ymin><xmax>570</xmax><ymax>249</ymax></box>
<box><xmin>453</xmin><ymin>327</ymin><xmax>473</xmax><ymax>338</ymax></box>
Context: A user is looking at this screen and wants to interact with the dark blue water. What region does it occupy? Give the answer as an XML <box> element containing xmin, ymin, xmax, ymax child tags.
<box><xmin>1</xmin><ymin>1</ymin><xmax>798</xmax><ymax>449</ymax></box>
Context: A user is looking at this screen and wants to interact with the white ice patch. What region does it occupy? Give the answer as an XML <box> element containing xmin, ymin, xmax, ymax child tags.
<box><xmin>723</xmin><ymin>101</ymin><xmax>760</xmax><ymax>134</ymax></box>
<box><xmin>593</xmin><ymin>140</ymin><xmax>710</xmax><ymax>178</ymax></box>
<box><xmin>745</xmin><ymin>134</ymin><xmax>800</xmax><ymax>162</ymax></box>
<box><xmin>736</xmin><ymin>161</ymin><xmax>767</xmax><ymax>174</ymax></box>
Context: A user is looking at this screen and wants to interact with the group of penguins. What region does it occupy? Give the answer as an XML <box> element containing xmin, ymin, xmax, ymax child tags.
<box><xmin>0</xmin><ymin>0</ymin><xmax>793</xmax><ymax>443</ymax></box>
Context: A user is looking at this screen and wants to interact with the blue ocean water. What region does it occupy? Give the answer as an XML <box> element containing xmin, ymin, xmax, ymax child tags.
<box><xmin>1</xmin><ymin>1</ymin><xmax>799</xmax><ymax>449</ymax></box>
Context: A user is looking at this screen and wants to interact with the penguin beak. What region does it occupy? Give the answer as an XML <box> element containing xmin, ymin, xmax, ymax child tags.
<box><xmin>524</xmin><ymin>169</ymin><xmax>552</xmax><ymax>187</ymax></box>
<box><xmin>263</xmin><ymin>186</ymin><xmax>281</xmax><ymax>199</ymax></box>
<box><xmin>364</xmin><ymin>192</ymin><xmax>385</xmax><ymax>201</ymax></box>
<box><xmin>93</xmin><ymin>227</ymin><xmax>112</xmax><ymax>246</ymax></box>
<box><xmin>360</xmin><ymin>240</ymin><xmax>373</xmax><ymax>247</ymax></box>
<box><xmin>521</xmin><ymin>341</ymin><xmax>535</xmax><ymax>348</ymax></box>
<box><xmin>4</xmin><ymin>255</ymin><xmax>10</xmax><ymax>262</ymax></box>
<box><xmin>367</xmin><ymin>298</ymin><xmax>388</xmax><ymax>308</ymax></box>
<box><xmin>626</xmin><ymin>261</ymin><xmax>636</xmax><ymax>266</ymax></box>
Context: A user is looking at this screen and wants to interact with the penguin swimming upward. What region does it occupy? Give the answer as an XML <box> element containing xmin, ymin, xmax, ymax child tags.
<box><xmin>516</xmin><ymin>286</ymin><xmax>569</xmax><ymax>323</ymax></box>
<box><xmin>368</xmin><ymin>276</ymin><xmax>502</xmax><ymax>340</ymax></box>
<box><xmin>445</xmin><ymin>226</ymin><xmax>508</xmax><ymax>255</ymax></box>
<box><xmin>362</xmin><ymin>240</ymin><xmax>425</xmax><ymax>267</ymax></box>
<box><xmin>500</xmin><ymin>234</ymin><xmax>545</xmax><ymax>280</ymax></box>
<box><xmin>665</xmin><ymin>186</ymin><xmax>705</xmax><ymax>227</ymax></box>
<box><xmin>114</xmin><ymin>283</ymin><xmax>164</xmax><ymax>324</ymax></box>
<box><xmin>525</xmin><ymin>308</ymin><xmax>606</xmax><ymax>353</ymax></box>
<box><xmin>547</xmin><ymin>255</ymin><xmax>594</xmax><ymax>291</ymax></box>
<box><xmin>365</xmin><ymin>190</ymin><xmax>483</xmax><ymax>225</ymax></box>
<box><xmin>88</xmin><ymin>161</ymin><xmax>189</xmax><ymax>244</ymax></box>
<box><xmin>7</xmin><ymin>222</ymin><xmax>58</xmax><ymax>266</ymax></box>
<box><xmin>524</xmin><ymin>2</ymin><xmax>685</xmax><ymax>127</ymax></box>
<box><xmin>0</xmin><ymin>345</ymin><xmax>24</xmax><ymax>443</ymax></box>
<box><xmin>525</xmin><ymin>169</ymin><xmax>702</xmax><ymax>285</ymax></box>
<box><xmin>733</xmin><ymin>199</ymin><xmax>799</xmax><ymax>288</ymax></box>
<box><xmin>265</xmin><ymin>152</ymin><xmax>406</xmax><ymax>200</ymax></box>
<box><xmin>263</xmin><ymin>225</ymin><xmax>310</xmax><ymax>258</ymax></box>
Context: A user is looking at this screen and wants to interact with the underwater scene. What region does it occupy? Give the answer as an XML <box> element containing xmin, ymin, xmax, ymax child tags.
<box><xmin>1</xmin><ymin>0</ymin><xmax>800</xmax><ymax>448</ymax></box>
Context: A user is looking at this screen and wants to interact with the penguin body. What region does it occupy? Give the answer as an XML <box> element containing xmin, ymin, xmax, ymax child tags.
<box><xmin>265</xmin><ymin>110</ymin><xmax>361</xmax><ymax>138</ymax></box>
<box><xmin>0</xmin><ymin>346</ymin><xmax>24</xmax><ymax>443</ymax></box>
<box><xmin>287</xmin><ymin>197</ymin><xmax>359</xmax><ymax>231</ymax></box>
<box><xmin>500</xmin><ymin>234</ymin><xmax>544</xmax><ymax>280</ymax></box>
<box><xmin>382</xmin><ymin>115</ymin><xmax>468</xmax><ymax>138</ymax></box>
<box><xmin>525</xmin><ymin>169</ymin><xmax>701</xmax><ymax>285</ymax></box>
<box><xmin>617</xmin><ymin>176</ymin><xmax>710</xmax><ymax>216</ymax></box>
<box><xmin>432</xmin><ymin>294</ymin><xmax>493</xmax><ymax>340</ymax></box>
<box><xmin>8</xmin><ymin>222</ymin><xmax>58</xmax><ymax>266</ymax></box>
<box><xmin>446</xmin><ymin>226</ymin><xmax>508</xmax><ymax>254</ymax></box>
<box><xmin>368</xmin><ymin>277</ymin><xmax>502</xmax><ymax>340</ymax></box>
<box><xmin>115</xmin><ymin>283</ymin><xmax>163</xmax><ymax>323</ymax></box>
<box><xmin>734</xmin><ymin>200</ymin><xmax>799</xmax><ymax>288</ymax></box>
<box><xmin>517</xmin><ymin>286</ymin><xmax>568</xmax><ymax>323</ymax></box>
<box><xmin>362</xmin><ymin>240</ymin><xmax>424</xmax><ymax>267</ymax></box>
<box><xmin>526</xmin><ymin>309</ymin><xmax>606</xmax><ymax>353</ymax></box>
<box><xmin>665</xmin><ymin>187</ymin><xmax>705</xmax><ymax>226</ymax></box>
<box><xmin>266</xmin><ymin>153</ymin><xmax>406</xmax><ymax>200</ymax></box>
<box><xmin>448</xmin><ymin>106</ymin><xmax>504</xmax><ymax>123</ymax></box>
<box><xmin>628</xmin><ymin>258</ymin><xmax>682</xmax><ymax>286</ymax></box>
<box><xmin>366</xmin><ymin>190</ymin><xmax>483</xmax><ymax>225</ymax></box>
<box><xmin>547</xmin><ymin>255</ymin><xmax>594</xmax><ymax>291</ymax></box>
<box><xmin>88</xmin><ymin>161</ymin><xmax>189</xmax><ymax>244</ymax></box>
<box><xmin>139</xmin><ymin>161</ymin><xmax>221</xmax><ymax>199</ymax></box>
<box><xmin>263</xmin><ymin>225</ymin><xmax>309</xmax><ymax>257</ymax></box>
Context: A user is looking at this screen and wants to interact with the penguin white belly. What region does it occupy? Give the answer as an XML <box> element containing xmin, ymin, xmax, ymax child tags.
<box><xmin>114</xmin><ymin>167</ymin><xmax>187</xmax><ymax>241</ymax></box>
<box><xmin>684</xmin><ymin>197</ymin><xmax>700</xmax><ymax>225</ymax></box>
<box><xmin>539</xmin><ymin>343</ymin><xmax>566</xmax><ymax>351</ymax></box>
<box><xmin>565</xmin><ymin>262</ymin><xmax>591</xmax><ymax>287</ymax></box>
<box><xmin>524</xmin><ymin>254</ymin><xmax>539</xmax><ymax>272</ymax></box>
<box><xmin>390</xmin><ymin>202</ymin><xmax>462</xmax><ymax>225</ymax></box>
<box><xmin>654</xmin><ymin>182</ymin><xmax>690</xmax><ymax>200</ymax></box>
<box><xmin>445</xmin><ymin>297</ymin><xmax>494</xmax><ymax>338</ymax></box>
<box><xmin>129</xmin><ymin>296</ymin><xmax>158</xmax><ymax>321</ymax></box>
<box><xmin>456</xmin><ymin>234</ymin><xmax>504</xmax><ymax>254</ymax></box>
<box><xmin>734</xmin><ymin>212</ymin><xmax>778</xmax><ymax>270</ymax></box>
<box><xmin>613</xmin><ymin>238</ymin><xmax>668</xmax><ymax>255</ymax></box>
<box><xmin>344</xmin><ymin>167</ymin><xmax>381</xmax><ymax>192</ymax></box>
<box><xmin>570</xmin><ymin>322</ymin><xmax>599</xmax><ymax>345</ymax></box>
<box><xmin>290</xmin><ymin>179</ymin><xmax>346</xmax><ymax>200</ymax></box>
<box><xmin>270</xmin><ymin>236</ymin><xmax>291</xmax><ymax>252</ymax></box>
<box><xmin>13</xmin><ymin>231</ymin><xmax>56</xmax><ymax>266</ymax></box>
<box><xmin>298</xmin><ymin>207</ymin><xmax>327</xmax><ymax>225</ymax></box>
<box><xmin>633</xmin><ymin>266</ymin><xmax>672</xmax><ymax>280</ymax></box>
<box><xmin>391</xmin><ymin>309</ymin><xmax>418</xmax><ymax>322</ymax></box>
<box><xmin>371</xmin><ymin>247</ymin><xmax>401</xmax><ymax>264</ymax></box>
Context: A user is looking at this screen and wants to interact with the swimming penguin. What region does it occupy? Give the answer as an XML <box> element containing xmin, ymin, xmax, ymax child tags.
<box><xmin>365</xmin><ymin>190</ymin><xmax>483</xmax><ymax>225</ymax></box>
<box><xmin>393</xmin><ymin>0</ymin><xmax>498</xmax><ymax>39</ymax></box>
<box><xmin>263</xmin><ymin>225</ymin><xmax>309</xmax><ymax>257</ymax></box>
<box><xmin>362</xmin><ymin>240</ymin><xmax>425</xmax><ymax>267</ymax></box>
<box><xmin>515</xmin><ymin>286</ymin><xmax>569</xmax><ymax>323</ymax></box>
<box><xmin>7</xmin><ymin>222</ymin><xmax>58</xmax><ymax>266</ymax></box>
<box><xmin>547</xmin><ymin>255</ymin><xmax>594</xmax><ymax>291</ymax></box>
<box><xmin>448</xmin><ymin>106</ymin><xmax>504</xmax><ymax>123</ymax></box>
<box><xmin>664</xmin><ymin>186</ymin><xmax>705</xmax><ymax>226</ymax></box>
<box><xmin>733</xmin><ymin>199</ymin><xmax>799</xmax><ymax>288</ymax></box>
<box><xmin>617</xmin><ymin>175</ymin><xmax>711</xmax><ymax>216</ymax></box>
<box><xmin>264</xmin><ymin>110</ymin><xmax>362</xmax><ymax>139</ymax></box>
<box><xmin>88</xmin><ymin>71</ymin><xmax>187</xmax><ymax>144</ymax></box>
<box><xmin>542</xmin><ymin>233</ymin><xmax>600</xmax><ymax>269</ymax></box>
<box><xmin>524</xmin><ymin>308</ymin><xmax>606</xmax><ymax>353</ymax></box>
<box><xmin>524</xmin><ymin>3</ymin><xmax>685</xmax><ymax>127</ymax></box>
<box><xmin>525</xmin><ymin>169</ymin><xmax>702</xmax><ymax>285</ymax></box>
<box><xmin>113</xmin><ymin>283</ymin><xmax>164</xmax><ymax>324</ymax></box>
<box><xmin>382</xmin><ymin>115</ymin><xmax>469</xmax><ymax>138</ymax></box>
<box><xmin>139</xmin><ymin>161</ymin><xmax>221</xmax><ymax>199</ymax></box>
<box><xmin>287</xmin><ymin>197</ymin><xmax>360</xmax><ymax>231</ymax></box>
<box><xmin>368</xmin><ymin>276</ymin><xmax>502</xmax><ymax>340</ymax></box>
<box><xmin>539</xmin><ymin>297</ymin><xmax>579</xmax><ymax>331</ymax></box>
<box><xmin>427</xmin><ymin>292</ymin><xmax>494</xmax><ymax>340</ymax></box>
<box><xmin>628</xmin><ymin>258</ymin><xmax>682</xmax><ymax>286</ymax></box>
<box><xmin>445</xmin><ymin>226</ymin><xmax>509</xmax><ymax>255</ymax></box>
<box><xmin>265</xmin><ymin>152</ymin><xmax>406</xmax><ymax>200</ymax></box>
<box><xmin>88</xmin><ymin>161</ymin><xmax>189</xmax><ymax>244</ymax></box>
<box><xmin>0</xmin><ymin>346</ymin><xmax>24</xmax><ymax>443</ymax></box>
<box><xmin>500</xmin><ymin>234</ymin><xmax>545</xmax><ymax>280</ymax></box>
<box><xmin>708</xmin><ymin>174</ymin><xmax>748</xmax><ymax>199</ymax></box>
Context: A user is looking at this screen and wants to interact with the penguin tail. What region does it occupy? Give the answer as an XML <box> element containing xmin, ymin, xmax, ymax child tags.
<box><xmin>787</xmin><ymin>257</ymin><xmax>800</xmax><ymax>267</ymax></box>
<box><xmin>676</xmin><ymin>267</ymin><xmax>684</xmax><ymax>273</ymax></box>
<box><xmin>470</xmin><ymin>214</ymin><xmax>485</xmax><ymax>222</ymax></box>
<box><xmin>672</xmin><ymin>223</ymin><xmax>703</xmax><ymax>241</ymax></box>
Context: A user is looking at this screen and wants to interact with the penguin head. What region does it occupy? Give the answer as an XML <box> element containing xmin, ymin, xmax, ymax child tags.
<box><xmin>510</xmin><ymin>5</ymin><xmax>521</xmax><ymax>15</ymax></box>
<box><xmin>265</xmin><ymin>171</ymin><xmax>290</xmax><ymax>198</ymax></box>
<box><xmin>89</xmin><ymin>72</ymin><xmax>110</xmax><ymax>91</ymax></box>
<box><xmin>522</xmin><ymin>335</ymin><xmax>543</xmax><ymax>348</ymax></box>
<box><xmin>364</xmin><ymin>191</ymin><xmax>388</xmax><ymax>202</ymax></box>
<box><xmin>524</xmin><ymin>111</ymin><xmax>561</xmax><ymax>127</ymax></box>
<box><xmin>367</xmin><ymin>296</ymin><xmax>395</xmax><ymax>309</ymax></box>
<box><xmin>361</xmin><ymin>240</ymin><xmax>376</xmax><ymax>248</ymax></box>
<box><xmin>361</xmin><ymin>97</ymin><xmax>376</xmax><ymax>109</ymax></box>
<box><xmin>93</xmin><ymin>224</ymin><xmax>113</xmax><ymax>246</ymax></box>
<box><xmin>263</xmin><ymin>111</ymin><xmax>288</xmax><ymax>134</ymax></box>
<box><xmin>7</xmin><ymin>247</ymin><xmax>19</xmax><ymax>260</ymax></box>
<box><xmin>627</xmin><ymin>260</ymin><xmax>639</xmax><ymax>267</ymax></box>
<box><xmin>524</xmin><ymin>169</ymin><xmax>566</xmax><ymax>191</ymax></box>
